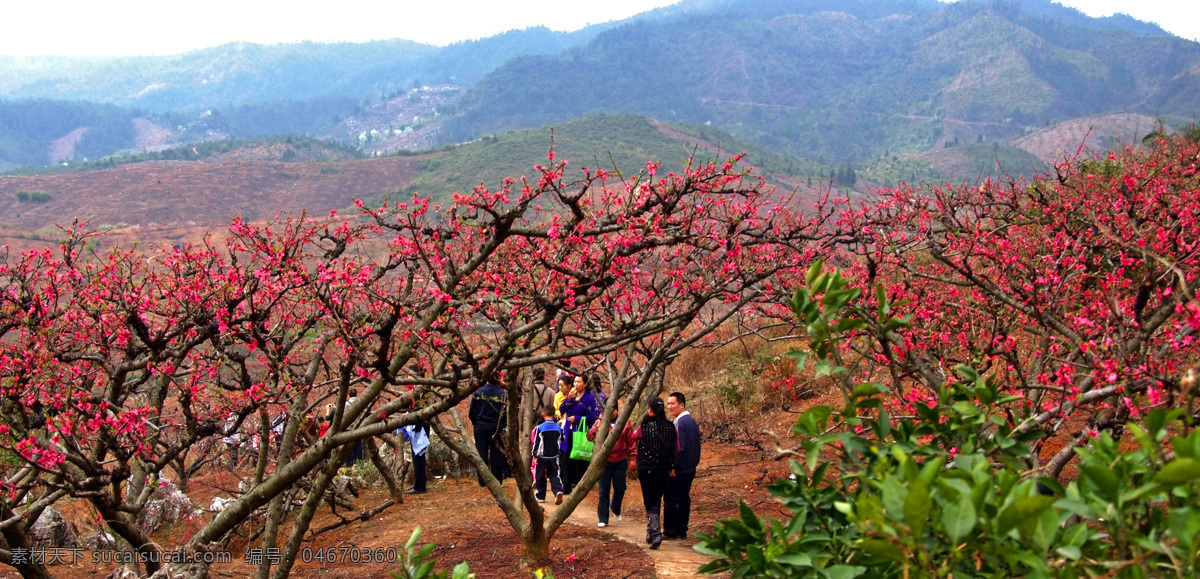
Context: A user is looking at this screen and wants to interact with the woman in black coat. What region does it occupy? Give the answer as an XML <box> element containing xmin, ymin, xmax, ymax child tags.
<box><xmin>632</xmin><ymin>397</ymin><xmax>677</xmax><ymax>549</ymax></box>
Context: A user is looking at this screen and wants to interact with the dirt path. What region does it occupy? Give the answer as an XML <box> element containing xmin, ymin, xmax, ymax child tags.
<box><xmin>562</xmin><ymin>491</ymin><xmax>714</xmax><ymax>578</ymax></box>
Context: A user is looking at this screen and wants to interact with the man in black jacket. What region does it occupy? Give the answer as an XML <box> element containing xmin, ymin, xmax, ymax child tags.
<box><xmin>664</xmin><ymin>391</ymin><xmax>700</xmax><ymax>540</ymax></box>
<box><xmin>469</xmin><ymin>376</ymin><xmax>507</xmax><ymax>486</ymax></box>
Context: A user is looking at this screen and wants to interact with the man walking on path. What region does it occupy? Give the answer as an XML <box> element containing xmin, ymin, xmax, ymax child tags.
<box><xmin>664</xmin><ymin>392</ymin><xmax>700</xmax><ymax>540</ymax></box>
<box><xmin>469</xmin><ymin>375</ymin><xmax>508</xmax><ymax>486</ymax></box>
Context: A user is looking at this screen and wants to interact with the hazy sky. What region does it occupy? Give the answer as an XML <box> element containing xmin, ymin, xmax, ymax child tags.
<box><xmin>0</xmin><ymin>0</ymin><xmax>1196</xmax><ymax>58</ymax></box>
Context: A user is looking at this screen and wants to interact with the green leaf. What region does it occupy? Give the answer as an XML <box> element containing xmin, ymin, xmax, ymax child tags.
<box><xmin>1122</xmin><ymin>481</ymin><xmax>1168</xmax><ymax>503</ymax></box>
<box><xmin>856</xmin><ymin>539</ymin><xmax>906</xmax><ymax>563</ymax></box>
<box><xmin>799</xmin><ymin>533</ymin><xmax>832</xmax><ymax>545</ymax></box>
<box><xmin>942</xmin><ymin>495</ymin><xmax>976</xmax><ymax>543</ymax></box>
<box><xmin>1055</xmin><ymin>545</ymin><xmax>1082</xmax><ymax>560</ymax></box>
<box><xmin>811</xmin><ymin>273</ymin><xmax>830</xmax><ymax>294</ymax></box>
<box><xmin>794</xmin><ymin>406</ymin><xmax>834</xmax><ymax>437</ymax></box>
<box><xmin>823</xmin><ymin>565</ymin><xmax>865</xmax><ymax>579</ymax></box>
<box><xmin>999</xmin><ymin>495</ymin><xmax>1056</xmax><ymax>537</ymax></box>
<box><xmin>852</xmin><ymin>382</ymin><xmax>888</xmax><ymax>398</ymax></box>
<box><xmin>740</xmin><ymin>501</ymin><xmax>763</xmax><ymax>532</ymax></box>
<box><xmin>1028</xmin><ymin>508</ymin><xmax>1058</xmax><ymax>551</ymax></box>
<box><xmin>1079</xmin><ymin>463</ymin><xmax>1120</xmax><ymax>499</ymax></box>
<box><xmin>786</xmin><ymin>350</ymin><xmax>810</xmax><ymax>373</ymax></box>
<box><xmin>1169</xmin><ymin>436</ymin><xmax>1197</xmax><ymax>460</ymax></box>
<box><xmin>1060</xmin><ymin>523</ymin><xmax>1091</xmax><ymax>547</ymax></box>
<box><xmin>881</xmin><ymin>315</ymin><xmax>912</xmax><ymax>334</ymax></box>
<box><xmin>834</xmin><ymin>318</ymin><xmax>868</xmax><ymax>333</ymax></box>
<box><xmin>415</xmin><ymin>543</ymin><xmax>436</xmax><ymax>562</ymax></box>
<box><xmin>1054</xmin><ymin>499</ymin><xmax>1094</xmax><ymax>520</ymax></box>
<box><xmin>405</xmin><ymin>526</ymin><xmax>423</xmax><ymax>550</ymax></box>
<box><xmin>1144</xmin><ymin>407</ymin><xmax>1171</xmax><ymax>440</ymax></box>
<box><xmin>415</xmin><ymin>560</ymin><xmax>435</xmax><ymax>579</ymax></box>
<box><xmin>805</xmin><ymin>260</ymin><xmax>824</xmax><ymax>287</ymax></box>
<box><xmin>804</xmin><ymin>440</ymin><xmax>830</xmax><ymax>472</ymax></box>
<box><xmin>919</xmin><ymin>456</ymin><xmax>946</xmax><ymax>486</ymax></box>
<box><xmin>1155</xmin><ymin>458</ymin><xmax>1200</xmax><ymax>485</ymax></box>
<box><xmin>1169</xmin><ymin>508</ymin><xmax>1200</xmax><ymax>548</ymax></box>
<box><xmin>774</xmin><ymin>552</ymin><xmax>813</xmax><ymax>567</ymax></box>
<box><xmin>877</xmin><ymin>409</ymin><xmax>891</xmax><ymax>440</ymax></box>
<box><xmin>974</xmin><ymin>384</ymin><xmax>995</xmax><ymax>405</ymax></box>
<box><xmin>881</xmin><ymin>477</ymin><xmax>908</xmax><ymax>520</ymax></box>
<box><xmin>451</xmin><ymin>562</ymin><xmax>472</xmax><ymax>579</ymax></box>
<box><xmin>904</xmin><ymin>480</ymin><xmax>932</xmax><ymax>536</ymax></box>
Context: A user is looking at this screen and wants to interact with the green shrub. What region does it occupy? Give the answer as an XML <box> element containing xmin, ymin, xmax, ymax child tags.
<box><xmin>15</xmin><ymin>189</ymin><xmax>51</xmax><ymax>203</ymax></box>
<box><xmin>712</xmin><ymin>355</ymin><xmax>762</xmax><ymax>413</ymax></box>
<box><xmin>696</xmin><ymin>263</ymin><xmax>1200</xmax><ymax>578</ymax></box>
<box><xmin>16</xmin><ymin>190</ymin><xmax>51</xmax><ymax>203</ymax></box>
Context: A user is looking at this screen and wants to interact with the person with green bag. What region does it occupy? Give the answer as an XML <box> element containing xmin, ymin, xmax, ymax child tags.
<box><xmin>571</xmin><ymin>417</ymin><xmax>594</xmax><ymax>460</ymax></box>
<box><xmin>559</xmin><ymin>374</ymin><xmax>603</xmax><ymax>495</ymax></box>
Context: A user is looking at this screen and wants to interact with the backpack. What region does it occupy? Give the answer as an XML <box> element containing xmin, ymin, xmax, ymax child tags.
<box><xmin>532</xmin><ymin>381</ymin><xmax>554</xmax><ymax>416</ymax></box>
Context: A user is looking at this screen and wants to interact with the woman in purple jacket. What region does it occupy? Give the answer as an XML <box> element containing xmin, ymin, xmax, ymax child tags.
<box><xmin>559</xmin><ymin>373</ymin><xmax>603</xmax><ymax>494</ymax></box>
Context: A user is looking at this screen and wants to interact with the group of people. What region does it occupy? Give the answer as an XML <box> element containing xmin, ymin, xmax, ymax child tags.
<box><xmin>218</xmin><ymin>361</ymin><xmax>703</xmax><ymax>551</ymax></box>
<box><xmin>468</xmin><ymin>366</ymin><xmax>702</xmax><ymax>550</ymax></box>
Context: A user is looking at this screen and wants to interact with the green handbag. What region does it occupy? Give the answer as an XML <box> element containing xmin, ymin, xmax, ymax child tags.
<box><xmin>569</xmin><ymin>418</ymin><xmax>594</xmax><ymax>461</ymax></box>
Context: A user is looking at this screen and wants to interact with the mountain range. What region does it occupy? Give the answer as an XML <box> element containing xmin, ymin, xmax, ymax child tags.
<box><xmin>0</xmin><ymin>0</ymin><xmax>1197</xmax><ymax>184</ymax></box>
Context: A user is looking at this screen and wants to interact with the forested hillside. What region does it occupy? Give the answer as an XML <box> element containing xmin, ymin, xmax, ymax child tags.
<box><xmin>438</xmin><ymin>0</ymin><xmax>1200</xmax><ymax>161</ymax></box>
<box><xmin>0</xmin><ymin>100</ymin><xmax>139</xmax><ymax>170</ymax></box>
<box><xmin>393</xmin><ymin>114</ymin><xmax>826</xmax><ymax>201</ymax></box>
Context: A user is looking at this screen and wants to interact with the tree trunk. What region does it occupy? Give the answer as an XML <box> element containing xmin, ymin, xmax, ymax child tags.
<box><xmin>257</xmin><ymin>397</ymin><xmax>305</xmax><ymax>579</ymax></box>
<box><xmin>0</xmin><ymin>512</ymin><xmax>53</xmax><ymax>579</ymax></box>
<box><xmin>253</xmin><ymin>407</ymin><xmax>271</xmax><ymax>486</ymax></box>
<box><xmin>517</xmin><ymin>525</ymin><xmax>551</xmax><ymax>569</ymax></box>
<box><xmin>93</xmin><ymin>495</ymin><xmax>162</xmax><ymax>576</ymax></box>
<box><xmin>268</xmin><ymin>447</ymin><xmax>346</xmax><ymax>579</ymax></box>
<box><xmin>366</xmin><ymin>437</ymin><xmax>404</xmax><ymax>503</ymax></box>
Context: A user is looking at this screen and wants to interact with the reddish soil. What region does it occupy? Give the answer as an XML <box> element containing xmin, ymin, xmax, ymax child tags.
<box><xmin>0</xmin><ymin>337</ymin><xmax>1107</xmax><ymax>579</ymax></box>
<box><xmin>1</xmin><ymin>429</ymin><xmax>786</xmax><ymax>579</ymax></box>
<box><xmin>0</xmin><ymin>156</ymin><xmax>428</xmax><ymax>237</ymax></box>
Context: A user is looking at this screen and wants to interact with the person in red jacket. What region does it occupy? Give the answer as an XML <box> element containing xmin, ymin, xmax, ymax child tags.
<box><xmin>588</xmin><ymin>399</ymin><xmax>634</xmax><ymax>527</ymax></box>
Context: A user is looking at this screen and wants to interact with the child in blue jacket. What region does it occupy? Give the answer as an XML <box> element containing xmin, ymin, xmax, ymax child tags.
<box><xmin>532</xmin><ymin>408</ymin><xmax>565</xmax><ymax>504</ymax></box>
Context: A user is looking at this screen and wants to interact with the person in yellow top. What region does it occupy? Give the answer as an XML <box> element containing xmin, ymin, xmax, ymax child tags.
<box><xmin>553</xmin><ymin>374</ymin><xmax>572</xmax><ymax>420</ymax></box>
